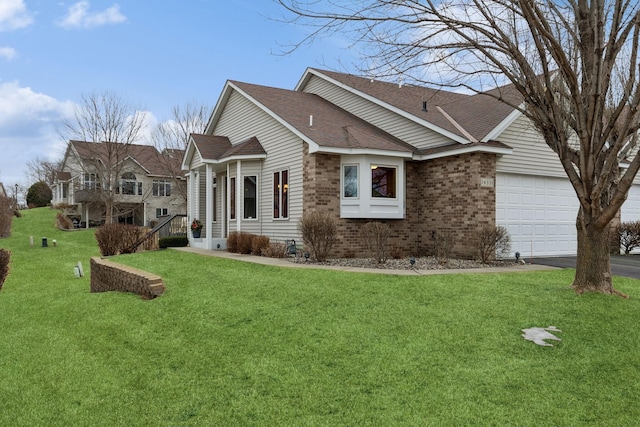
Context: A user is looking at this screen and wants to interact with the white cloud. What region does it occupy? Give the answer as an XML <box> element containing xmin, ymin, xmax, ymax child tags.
<box><xmin>0</xmin><ymin>81</ymin><xmax>75</xmax><ymax>185</ymax></box>
<box><xmin>0</xmin><ymin>46</ymin><xmax>16</xmax><ymax>60</ymax></box>
<box><xmin>57</xmin><ymin>1</ymin><xmax>126</xmax><ymax>30</ymax></box>
<box><xmin>0</xmin><ymin>0</ymin><xmax>32</xmax><ymax>31</ymax></box>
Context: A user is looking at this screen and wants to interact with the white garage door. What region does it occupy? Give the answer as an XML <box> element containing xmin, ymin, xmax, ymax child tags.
<box><xmin>496</xmin><ymin>173</ymin><xmax>579</xmax><ymax>257</ymax></box>
<box><xmin>621</xmin><ymin>184</ymin><xmax>640</xmax><ymax>223</ymax></box>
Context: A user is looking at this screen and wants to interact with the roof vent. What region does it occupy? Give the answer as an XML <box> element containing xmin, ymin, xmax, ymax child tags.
<box><xmin>309</xmin><ymin>114</ymin><xmax>313</xmax><ymax>127</ymax></box>
<box><xmin>422</xmin><ymin>101</ymin><xmax>428</xmax><ymax>112</ymax></box>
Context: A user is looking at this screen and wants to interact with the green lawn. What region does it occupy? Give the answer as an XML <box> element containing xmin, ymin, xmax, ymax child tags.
<box><xmin>1</xmin><ymin>208</ymin><xmax>640</xmax><ymax>426</ymax></box>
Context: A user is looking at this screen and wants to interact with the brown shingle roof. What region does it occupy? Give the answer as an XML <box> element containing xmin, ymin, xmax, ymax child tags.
<box><xmin>191</xmin><ymin>134</ymin><xmax>266</xmax><ymax>161</ymax></box>
<box><xmin>417</xmin><ymin>140</ymin><xmax>512</xmax><ymax>157</ymax></box>
<box><xmin>231</xmin><ymin>80</ymin><xmax>414</xmax><ymax>154</ymax></box>
<box><xmin>191</xmin><ymin>135</ymin><xmax>232</xmax><ymax>160</ymax></box>
<box><xmin>310</xmin><ymin>68</ymin><xmax>522</xmax><ymax>142</ymax></box>
<box><xmin>70</xmin><ymin>140</ymin><xmax>184</xmax><ymax>177</ymax></box>
<box><xmin>57</xmin><ymin>171</ymin><xmax>72</xmax><ymax>181</ymax></box>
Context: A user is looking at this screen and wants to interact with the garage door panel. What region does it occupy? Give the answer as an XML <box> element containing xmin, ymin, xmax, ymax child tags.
<box><xmin>622</xmin><ymin>185</ymin><xmax>640</xmax><ymax>223</ymax></box>
<box><xmin>497</xmin><ymin>173</ymin><xmax>578</xmax><ymax>257</ymax></box>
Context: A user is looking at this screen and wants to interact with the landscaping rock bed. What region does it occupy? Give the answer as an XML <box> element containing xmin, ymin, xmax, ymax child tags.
<box><xmin>287</xmin><ymin>256</ymin><xmax>515</xmax><ymax>270</ymax></box>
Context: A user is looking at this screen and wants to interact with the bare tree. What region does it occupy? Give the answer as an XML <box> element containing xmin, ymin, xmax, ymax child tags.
<box><xmin>147</xmin><ymin>102</ymin><xmax>210</xmax><ymax>203</ymax></box>
<box><xmin>277</xmin><ymin>0</ymin><xmax>640</xmax><ymax>296</ymax></box>
<box><xmin>26</xmin><ymin>157</ymin><xmax>61</xmax><ymax>187</ymax></box>
<box><xmin>60</xmin><ymin>91</ymin><xmax>148</xmax><ymax>224</ymax></box>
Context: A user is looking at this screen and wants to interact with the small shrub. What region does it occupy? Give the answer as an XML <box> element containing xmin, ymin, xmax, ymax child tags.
<box><xmin>55</xmin><ymin>212</ymin><xmax>74</xmax><ymax>230</ymax></box>
<box><xmin>360</xmin><ymin>221</ymin><xmax>391</xmax><ymax>263</ymax></box>
<box><xmin>618</xmin><ymin>221</ymin><xmax>640</xmax><ymax>254</ymax></box>
<box><xmin>251</xmin><ymin>235</ymin><xmax>270</xmax><ymax>255</ymax></box>
<box><xmin>0</xmin><ymin>195</ymin><xmax>12</xmax><ymax>238</ymax></box>
<box><xmin>237</xmin><ymin>232</ymin><xmax>256</xmax><ymax>254</ymax></box>
<box><xmin>472</xmin><ymin>225</ymin><xmax>511</xmax><ymax>263</ymax></box>
<box><xmin>433</xmin><ymin>229</ymin><xmax>455</xmax><ymax>265</ymax></box>
<box><xmin>26</xmin><ymin>181</ymin><xmax>52</xmax><ymax>208</ymax></box>
<box><xmin>262</xmin><ymin>242</ymin><xmax>287</xmax><ymax>258</ymax></box>
<box><xmin>298</xmin><ymin>211</ymin><xmax>337</xmax><ymax>262</ymax></box>
<box><xmin>159</xmin><ymin>236</ymin><xmax>189</xmax><ymax>248</ymax></box>
<box><xmin>95</xmin><ymin>223</ymin><xmax>146</xmax><ymax>256</ymax></box>
<box><xmin>389</xmin><ymin>246</ymin><xmax>404</xmax><ymax>259</ymax></box>
<box><xmin>0</xmin><ymin>248</ymin><xmax>10</xmax><ymax>290</ymax></box>
<box><xmin>54</xmin><ymin>202</ymin><xmax>74</xmax><ymax>211</ymax></box>
<box><xmin>227</xmin><ymin>231</ymin><xmax>239</xmax><ymax>253</ymax></box>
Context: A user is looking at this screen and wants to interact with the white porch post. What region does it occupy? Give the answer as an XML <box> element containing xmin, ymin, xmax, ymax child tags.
<box><xmin>194</xmin><ymin>171</ymin><xmax>200</xmax><ymax>223</ymax></box>
<box><xmin>226</xmin><ymin>164</ymin><xmax>230</xmax><ymax>238</ymax></box>
<box><xmin>205</xmin><ymin>164</ymin><xmax>213</xmax><ymax>250</ymax></box>
<box><xmin>185</xmin><ymin>172</ymin><xmax>192</xmax><ymax>219</ymax></box>
<box><xmin>236</xmin><ymin>160</ymin><xmax>241</xmax><ymax>232</ymax></box>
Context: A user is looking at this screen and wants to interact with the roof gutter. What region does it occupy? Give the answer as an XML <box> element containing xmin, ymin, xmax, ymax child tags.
<box><xmin>413</xmin><ymin>144</ymin><xmax>513</xmax><ymax>161</ymax></box>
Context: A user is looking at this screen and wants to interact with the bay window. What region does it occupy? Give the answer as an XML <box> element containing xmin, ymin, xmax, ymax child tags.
<box><xmin>340</xmin><ymin>156</ymin><xmax>405</xmax><ymax>219</ymax></box>
<box><xmin>343</xmin><ymin>165</ymin><xmax>358</xmax><ymax>198</ymax></box>
<box><xmin>371</xmin><ymin>165</ymin><xmax>397</xmax><ymax>198</ymax></box>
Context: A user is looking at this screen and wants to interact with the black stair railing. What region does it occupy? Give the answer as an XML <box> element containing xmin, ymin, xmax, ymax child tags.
<box><xmin>124</xmin><ymin>214</ymin><xmax>187</xmax><ymax>253</ymax></box>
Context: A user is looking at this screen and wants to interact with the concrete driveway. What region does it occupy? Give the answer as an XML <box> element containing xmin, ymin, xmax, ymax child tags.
<box><xmin>530</xmin><ymin>255</ymin><xmax>640</xmax><ymax>280</ymax></box>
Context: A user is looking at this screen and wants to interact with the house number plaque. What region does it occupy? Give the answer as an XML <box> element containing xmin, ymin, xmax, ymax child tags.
<box><xmin>480</xmin><ymin>177</ymin><xmax>494</xmax><ymax>188</ymax></box>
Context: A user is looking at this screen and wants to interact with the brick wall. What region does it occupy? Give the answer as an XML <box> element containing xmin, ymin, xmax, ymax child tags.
<box><xmin>302</xmin><ymin>144</ymin><xmax>499</xmax><ymax>259</ymax></box>
<box><xmin>419</xmin><ymin>153</ymin><xmax>497</xmax><ymax>258</ymax></box>
<box><xmin>90</xmin><ymin>257</ymin><xmax>165</xmax><ymax>299</ymax></box>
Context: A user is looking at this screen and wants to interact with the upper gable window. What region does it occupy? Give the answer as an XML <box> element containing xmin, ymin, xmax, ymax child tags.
<box><xmin>119</xmin><ymin>172</ymin><xmax>141</xmax><ymax>195</ymax></box>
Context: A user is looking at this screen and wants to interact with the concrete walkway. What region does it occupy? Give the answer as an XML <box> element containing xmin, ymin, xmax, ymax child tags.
<box><xmin>174</xmin><ymin>247</ymin><xmax>559</xmax><ymax>276</ymax></box>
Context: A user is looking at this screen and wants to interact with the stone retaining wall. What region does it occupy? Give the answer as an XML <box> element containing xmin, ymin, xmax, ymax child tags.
<box><xmin>90</xmin><ymin>257</ymin><xmax>165</xmax><ymax>299</ymax></box>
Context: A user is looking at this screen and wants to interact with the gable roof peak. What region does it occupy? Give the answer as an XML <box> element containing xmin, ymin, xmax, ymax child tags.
<box><xmin>301</xmin><ymin>67</ymin><xmax>522</xmax><ymax>142</ymax></box>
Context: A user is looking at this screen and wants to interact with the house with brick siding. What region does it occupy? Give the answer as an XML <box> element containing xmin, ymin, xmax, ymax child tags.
<box><xmin>182</xmin><ymin>68</ymin><xmax>640</xmax><ymax>258</ymax></box>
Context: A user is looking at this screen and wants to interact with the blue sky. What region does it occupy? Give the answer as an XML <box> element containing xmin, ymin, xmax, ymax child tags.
<box><xmin>0</xmin><ymin>0</ymin><xmax>356</xmax><ymax>187</ymax></box>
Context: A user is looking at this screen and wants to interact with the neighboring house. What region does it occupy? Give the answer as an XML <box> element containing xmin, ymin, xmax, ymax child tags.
<box><xmin>0</xmin><ymin>183</ymin><xmax>6</xmax><ymax>198</ymax></box>
<box><xmin>182</xmin><ymin>68</ymin><xmax>638</xmax><ymax>258</ymax></box>
<box><xmin>53</xmin><ymin>141</ymin><xmax>186</xmax><ymax>227</ymax></box>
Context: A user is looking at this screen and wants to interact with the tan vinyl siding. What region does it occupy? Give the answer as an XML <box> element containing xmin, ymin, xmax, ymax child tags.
<box><xmin>303</xmin><ymin>75</ymin><xmax>450</xmax><ymax>150</ymax></box>
<box><xmin>496</xmin><ymin>115</ymin><xmax>567</xmax><ymax>177</ymax></box>
<box><xmin>213</xmin><ymin>90</ymin><xmax>304</xmax><ymax>242</ymax></box>
<box><xmin>209</xmin><ymin>174</ymin><xmax>222</xmax><ymax>238</ymax></box>
<box><xmin>198</xmin><ymin>172</ymin><xmax>207</xmax><ymax>230</ymax></box>
<box><xmin>189</xmin><ymin>150</ymin><xmax>202</xmax><ymax>169</ymax></box>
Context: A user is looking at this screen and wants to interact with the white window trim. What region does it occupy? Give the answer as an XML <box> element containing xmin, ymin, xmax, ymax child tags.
<box><xmin>370</xmin><ymin>163</ymin><xmax>399</xmax><ymax>200</ymax></box>
<box><xmin>340</xmin><ymin>155</ymin><xmax>405</xmax><ymax>219</ymax></box>
<box><xmin>273</xmin><ymin>169</ymin><xmax>290</xmax><ymax>220</ymax></box>
<box><xmin>242</xmin><ymin>175</ymin><xmax>259</xmax><ymax>221</ymax></box>
<box><xmin>342</xmin><ymin>163</ymin><xmax>360</xmax><ymax>200</ymax></box>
